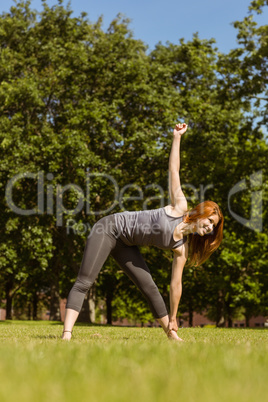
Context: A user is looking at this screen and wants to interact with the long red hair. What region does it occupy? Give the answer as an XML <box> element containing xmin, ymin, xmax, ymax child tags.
<box><xmin>184</xmin><ymin>201</ymin><xmax>224</xmax><ymax>266</ymax></box>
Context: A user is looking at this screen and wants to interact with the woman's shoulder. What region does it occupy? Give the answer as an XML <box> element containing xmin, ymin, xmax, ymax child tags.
<box><xmin>164</xmin><ymin>204</ymin><xmax>187</xmax><ymax>218</ymax></box>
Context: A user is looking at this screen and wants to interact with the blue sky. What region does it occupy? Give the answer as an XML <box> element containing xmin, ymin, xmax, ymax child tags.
<box><xmin>2</xmin><ymin>0</ymin><xmax>268</xmax><ymax>53</ymax></box>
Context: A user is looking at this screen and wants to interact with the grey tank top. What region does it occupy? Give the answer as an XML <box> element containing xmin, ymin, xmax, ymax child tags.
<box><xmin>114</xmin><ymin>208</ymin><xmax>187</xmax><ymax>250</ymax></box>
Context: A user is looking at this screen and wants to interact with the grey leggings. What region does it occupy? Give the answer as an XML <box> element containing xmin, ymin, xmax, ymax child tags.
<box><xmin>66</xmin><ymin>215</ymin><xmax>168</xmax><ymax>318</ymax></box>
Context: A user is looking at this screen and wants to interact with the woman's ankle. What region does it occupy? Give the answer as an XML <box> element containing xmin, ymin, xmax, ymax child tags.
<box><xmin>167</xmin><ymin>329</ymin><xmax>183</xmax><ymax>341</ymax></box>
<box><xmin>62</xmin><ymin>330</ymin><xmax>72</xmax><ymax>341</ymax></box>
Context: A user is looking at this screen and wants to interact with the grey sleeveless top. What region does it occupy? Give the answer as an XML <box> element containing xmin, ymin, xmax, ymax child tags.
<box><xmin>114</xmin><ymin>208</ymin><xmax>187</xmax><ymax>250</ymax></box>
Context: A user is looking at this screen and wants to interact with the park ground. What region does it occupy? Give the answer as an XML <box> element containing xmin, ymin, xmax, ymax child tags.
<box><xmin>0</xmin><ymin>321</ymin><xmax>267</xmax><ymax>402</ymax></box>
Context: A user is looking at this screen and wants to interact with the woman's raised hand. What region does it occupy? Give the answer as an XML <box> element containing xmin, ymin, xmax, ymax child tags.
<box><xmin>173</xmin><ymin>123</ymin><xmax>188</xmax><ymax>137</ymax></box>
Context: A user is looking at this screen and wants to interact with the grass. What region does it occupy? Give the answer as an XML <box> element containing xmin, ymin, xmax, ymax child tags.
<box><xmin>0</xmin><ymin>321</ymin><xmax>267</xmax><ymax>402</ymax></box>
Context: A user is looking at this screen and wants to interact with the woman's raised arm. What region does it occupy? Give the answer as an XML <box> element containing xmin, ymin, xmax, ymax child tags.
<box><xmin>168</xmin><ymin>123</ymin><xmax>188</xmax><ymax>214</ymax></box>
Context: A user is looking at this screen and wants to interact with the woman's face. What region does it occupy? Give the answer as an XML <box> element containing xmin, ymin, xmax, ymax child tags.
<box><xmin>194</xmin><ymin>213</ymin><xmax>220</xmax><ymax>236</ymax></box>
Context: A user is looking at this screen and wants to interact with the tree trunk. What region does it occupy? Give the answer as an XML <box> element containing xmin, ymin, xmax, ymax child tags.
<box><xmin>106</xmin><ymin>292</ymin><xmax>113</xmax><ymax>325</ymax></box>
<box><xmin>89</xmin><ymin>286</ymin><xmax>96</xmax><ymax>323</ymax></box>
<box><xmin>27</xmin><ymin>302</ymin><xmax>32</xmax><ymax>320</ymax></box>
<box><xmin>32</xmin><ymin>292</ymin><xmax>38</xmax><ymax>320</ymax></box>
<box><xmin>226</xmin><ymin>302</ymin><xmax>233</xmax><ymax>328</ymax></box>
<box><xmin>217</xmin><ymin>316</ymin><xmax>226</xmax><ymax>327</ymax></box>
<box><xmin>49</xmin><ymin>282</ymin><xmax>61</xmax><ymax>321</ymax></box>
<box><xmin>244</xmin><ymin>309</ymin><xmax>251</xmax><ymax>327</ymax></box>
<box><xmin>216</xmin><ymin>295</ymin><xmax>222</xmax><ymax>326</ymax></box>
<box><xmin>188</xmin><ymin>300</ymin><xmax>193</xmax><ymax>327</ymax></box>
<box><xmin>5</xmin><ymin>279</ymin><xmax>13</xmax><ymax>320</ymax></box>
<box><xmin>216</xmin><ymin>291</ymin><xmax>225</xmax><ymax>327</ymax></box>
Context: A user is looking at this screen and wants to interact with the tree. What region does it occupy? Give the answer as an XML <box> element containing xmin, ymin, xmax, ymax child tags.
<box><xmin>0</xmin><ymin>0</ymin><xmax>267</xmax><ymax>327</ymax></box>
<box><xmin>0</xmin><ymin>0</ymin><xmax>179</xmax><ymax>320</ymax></box>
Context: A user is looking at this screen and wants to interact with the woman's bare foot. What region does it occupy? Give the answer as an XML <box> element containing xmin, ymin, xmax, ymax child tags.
<box><xmin>62</xmin><ymin>331</ymin><xmax>72</xmax><ymax>341</ymax></box>
<box><xmin>167</xmin><ymin>329</ymin><xmax>184</xmax><ymax>341</ymax></box>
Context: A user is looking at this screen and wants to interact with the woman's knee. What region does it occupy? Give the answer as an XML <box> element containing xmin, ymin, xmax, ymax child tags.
<box><xmin>72</xmin><ymin>278</ymin><xmax>93</xmax><ymax>294</ymax></box>
<box><xmin>140</xmin><ymin>280</ymin><xmax>160</xmax><ymax>297</ymax></box>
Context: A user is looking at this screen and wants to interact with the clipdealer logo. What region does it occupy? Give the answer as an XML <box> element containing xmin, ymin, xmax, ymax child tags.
<box><xmin>4</xmin><ymin>170</ymin><xmax>263</xmax><ymax>233</ymax></box>
<box><xmin>4</xmin><ymin>171</ymin><xmax>165</xmax><ymax>227</ymax></box>
<box><xmin>228</xmin><ymin>170</ymin><xmax>263</xmax><ymax>232</ymax></box>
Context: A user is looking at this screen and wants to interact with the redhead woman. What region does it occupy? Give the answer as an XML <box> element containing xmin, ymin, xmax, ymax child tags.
<box><xmin>62</xmin><ymin>123</ymin><xmax>224</xmax><ymax>341</ymax></box>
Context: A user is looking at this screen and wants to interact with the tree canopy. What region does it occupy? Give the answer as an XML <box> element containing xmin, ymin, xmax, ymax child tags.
<box><xmin>0</xmin><ymin>0</ymin><xmax>267</xmax><ymax>326</ymax></box>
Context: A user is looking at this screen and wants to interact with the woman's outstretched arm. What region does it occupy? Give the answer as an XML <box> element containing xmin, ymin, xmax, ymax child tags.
<box><xmin>169</xmin><ymin>248</ymin><xmax>187</xmax><ymax>334</ymax></box>
<box><xmin>169</xmin><ymin>123</ymin><xmax>188</xmax><ymax>214</ymax></box>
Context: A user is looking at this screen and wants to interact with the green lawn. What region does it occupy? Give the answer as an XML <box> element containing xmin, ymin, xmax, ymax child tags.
<box><xmin>0</xmin><ymin>321</ymin><xmax>267</xmax><ymax>402</ymax></box>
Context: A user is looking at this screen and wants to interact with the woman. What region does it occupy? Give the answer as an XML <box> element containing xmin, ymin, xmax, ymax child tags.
<box><xmin>62</xmin><ymin>123</ymin><xmax>224</xmax><ymax>341</ymax></box>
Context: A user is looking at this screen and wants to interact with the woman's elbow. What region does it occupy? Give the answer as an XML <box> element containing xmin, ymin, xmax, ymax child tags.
<box><xmin>170</xmin><ymin>281</ymin><xmax>182</xmax><ymax>291</ymax></box>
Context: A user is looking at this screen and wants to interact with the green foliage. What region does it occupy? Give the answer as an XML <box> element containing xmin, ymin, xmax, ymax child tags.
<box><xmin>0</xmin><ymin>0</ymin><xmax>267</xmax><ymax>324</ymax></box>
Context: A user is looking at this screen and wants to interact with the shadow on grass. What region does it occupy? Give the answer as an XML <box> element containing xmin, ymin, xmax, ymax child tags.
<box><xmin>0</xmin><ymin>320</ymin><xmax>120</xmax><ymax>328</ymax></box>
<box><xmin>33</xmin><ymin>335</ymin><xmax>60</xmax><ymax>339</ymax></box>
<box><xmin>50</xmin><ymin>321</ymin><xmax>150</xmax><ymax>328</ymax></box>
